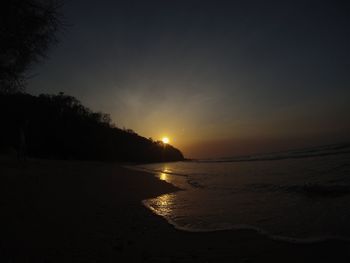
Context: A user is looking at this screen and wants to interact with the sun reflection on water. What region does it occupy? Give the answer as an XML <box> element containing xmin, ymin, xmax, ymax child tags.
<box><xmin>158</xmin><ymin>194</ymin><xmax>171</xmax><ymax>206</ymax></box>
<box><xmin>160</xmin><ymin>172</ymin><xmax>167</xmax><ymax>181</ymax></box>
<box><xmin>163</xmin><ymin>167</ymin><xmax>171</xmax><ymax>173</ymax></box>
<box><xmin>158</xmin><ymin>167</ymin><xmax>172</xmax><ymax>181</ymax></box>
<box><xmin>148</xmin><ymin>194</ymin><xmax>174</xmax><ymax>216</ymax></box>
<box><xmin>146</xmin><ymin>167</ymin><xmax>178</xmax><ymax>217</ymax></box>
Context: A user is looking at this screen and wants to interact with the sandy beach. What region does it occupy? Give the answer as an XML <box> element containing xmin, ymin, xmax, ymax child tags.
<box><xmin>1</xmin><ymin>158</ymin><xmax>350</xmax><ymax>262</ymax></box>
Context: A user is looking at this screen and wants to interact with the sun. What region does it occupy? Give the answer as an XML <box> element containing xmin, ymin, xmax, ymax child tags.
<box><xmin>162</xmin><ymin>137</ymin><xmax>170</xmax><ymax>144</ymax></box>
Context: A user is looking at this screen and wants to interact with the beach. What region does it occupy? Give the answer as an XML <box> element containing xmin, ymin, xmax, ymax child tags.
<box><xmin>1</xmin><ymin>158</ymin><xmax>350</xmax><ymax>262</ymax></box>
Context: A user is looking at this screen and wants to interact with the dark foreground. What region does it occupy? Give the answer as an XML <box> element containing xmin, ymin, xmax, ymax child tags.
<box><xmin>1</xmin><ymin>158</ymin><xmax>350</xmax><ymax>262</ymax></box>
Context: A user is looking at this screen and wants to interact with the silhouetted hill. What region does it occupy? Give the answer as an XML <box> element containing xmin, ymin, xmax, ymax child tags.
<box><xmin>0</xmin><ymin>92</ymin><xmax>184</xmax><ymax>162</ymax></box>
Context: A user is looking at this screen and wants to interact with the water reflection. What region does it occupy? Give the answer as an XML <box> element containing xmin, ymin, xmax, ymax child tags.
<box><xmin>158</xmin><ymin>166</ymin><xmax>171</xmax><ymax>182</ymax></box>
<box><xmin>159</xmin><ymin>172</ymin><xmax>167</xmax><ymax>181</ymax></box>
<box><xmin>145</xmin><ymin>167</ymin><xmax>180</xmax><ymax>217</ymax></box>
<box><xmin>156</xmin><ymin>166</ymin><xmax>189</xmax><ymax>190</ymax></box>
<box><xmin>163</xmin><ymin>167</ymin><xmax>171</xmax><ymax>173</ymax></box>
<box><xmin>147</xmin><ymin>194</ymin><xmax>174</xmax><ymax>216</ymax></box>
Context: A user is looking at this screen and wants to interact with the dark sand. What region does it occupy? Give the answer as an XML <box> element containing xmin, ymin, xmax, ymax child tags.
<box><xmin>1</xmin><ymin>158</ymin><xmax>350</xmax><ymax>262</ymax></box>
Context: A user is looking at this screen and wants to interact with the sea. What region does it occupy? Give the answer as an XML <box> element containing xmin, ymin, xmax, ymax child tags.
<box><xmin>132</xmin><ymin>143</ymin><xmax>350</xmax><ymax>242</ymax></box>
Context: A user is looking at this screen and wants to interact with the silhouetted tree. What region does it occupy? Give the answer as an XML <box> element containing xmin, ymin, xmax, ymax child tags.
<box><xmin>0</xmin><ymin>93</ymin><xmax>185</xmax><ymax>162</ymax></box>
<box><xmin>0</xmin><ymin>0</ymin><xmax>62</xmax><ymax>93</ymax></box>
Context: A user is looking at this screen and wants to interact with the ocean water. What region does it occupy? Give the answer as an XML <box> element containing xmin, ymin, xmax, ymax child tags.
<box><xmin>134</xmin><ymin>143</ymin><xmax>350</xmax><ymax>242</ymax></box>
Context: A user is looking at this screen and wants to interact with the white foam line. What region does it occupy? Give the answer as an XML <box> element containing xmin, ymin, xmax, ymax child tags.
<box><xmin>136</xmin><ymin>165</ymin><xmax>350</xmax><ymax>245</ymax></box>
<box><xmin>142</xmin><ymin>199</ymin><xmax>350</xmax><ymax>245</ymax></box>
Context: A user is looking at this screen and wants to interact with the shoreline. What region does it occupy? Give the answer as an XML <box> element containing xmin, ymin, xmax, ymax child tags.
<box><xmin>1</xmin><ymin>158</ymin><xmax>350</xmax><ymax>262</ymax></box>
<box><xmin>143</xmin><ymin>191</ymin><xmax>350</xmax><ymax>244</ymax></box>
<box><xmin>138</xmin><ymin>165</ymin><xmax>350</xmax><ymax>245</ymax></box>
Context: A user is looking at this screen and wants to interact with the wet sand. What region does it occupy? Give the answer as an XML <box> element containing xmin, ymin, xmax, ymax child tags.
<box><xmin>1</xmin><ymin>158</ymin><xmax>350</xmax><ymax>262</ymax></box>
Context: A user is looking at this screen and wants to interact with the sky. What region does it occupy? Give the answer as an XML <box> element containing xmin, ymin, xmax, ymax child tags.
<box><xmin>28</xmin><ymin>0</ymin><xmax>350</xmax><ymax>158</ymax></box>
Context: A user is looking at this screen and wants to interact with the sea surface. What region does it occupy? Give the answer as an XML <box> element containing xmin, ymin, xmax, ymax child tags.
<box><xmin>133</xmin><ymin>143</ymin><xmax>350</xmax><ymax>242</ymax></box>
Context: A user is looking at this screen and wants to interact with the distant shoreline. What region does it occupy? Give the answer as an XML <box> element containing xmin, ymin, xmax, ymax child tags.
<box><xmin>195</xmin><ymin>142</ymin><xmax>350</xmax><ymax>163</ymax></box>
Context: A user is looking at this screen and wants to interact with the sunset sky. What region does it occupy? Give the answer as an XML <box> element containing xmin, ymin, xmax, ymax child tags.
<box><xmin>28</xmin><ymin>0</ymin><xmax>350</xmax><ymax>158</ymax></box>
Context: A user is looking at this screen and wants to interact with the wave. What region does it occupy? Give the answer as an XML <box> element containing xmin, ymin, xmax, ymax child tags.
<box><xmin>287</xmin><ymin>183</ymin><xmax>350</xmax><ymax>197</ymax></box>
<box><xmin>186</xmin><ymin>178</ymin><xmax>205</xmax><ymax>188</ymax></box>
<box><xmin>127</xmin><ymin>165</ymin><xmax>206</xmax><ymax>189</ymax></box>
<box><xmin>142</xmin><ymin>199</ymin><xmax>350</xmax><ymax>244</ymax></box>
<box><xmin>249</xmin><ymin>183</ymin><xmax>350</xmax><ymax>198</ymax></box>
<box><xmin>125</xmin><ymin>166</ymin><xmax>189</xmax><ymax>178</ymax></box>
<box><xmin>198</xmin><ymin>143</ymin><xmax>350</xmax><ymax>163</ymax></box>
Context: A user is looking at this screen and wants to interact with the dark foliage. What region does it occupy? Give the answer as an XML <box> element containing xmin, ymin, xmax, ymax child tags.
<box><xmin>0</xmin><ymin>0</ymin><xmax>61</xmax><ymax>93</ymax></box>
<box><xmin>0</xmin><ymin>93</ymin><xmax>184</xmax><ymax>162</ymax></box>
